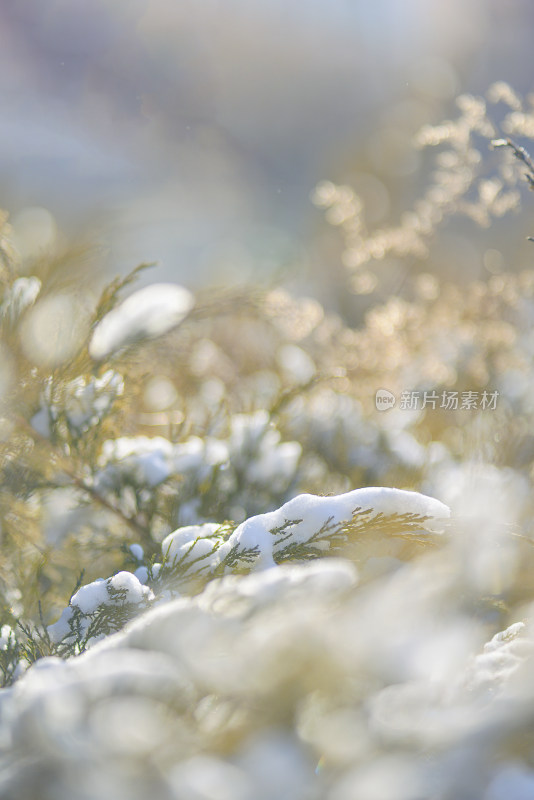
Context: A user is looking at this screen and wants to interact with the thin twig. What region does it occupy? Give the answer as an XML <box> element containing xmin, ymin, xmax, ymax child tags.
<box><xmin>12</xmin><ymin>413</ymin><xmax>149</xmax><ymax>541</ymax></box>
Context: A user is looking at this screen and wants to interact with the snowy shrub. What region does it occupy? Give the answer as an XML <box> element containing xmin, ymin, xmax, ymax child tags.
<box><xmin>3</xmin><ymin>83</ymin><xmax>534</xmax><ymax>798</ymax></box>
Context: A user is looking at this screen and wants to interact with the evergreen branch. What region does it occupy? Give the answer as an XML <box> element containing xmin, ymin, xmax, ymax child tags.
<box><xmin>91</xmin><ymin>263</ymin><xmax>156</xmax><ymax>327</ymax></box>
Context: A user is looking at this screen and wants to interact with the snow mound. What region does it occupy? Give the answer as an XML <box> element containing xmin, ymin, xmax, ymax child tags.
<box><xmin>218</xmin><ymin>487</ymin><xmax>450</xmax><ymax>569</ymax></box>
<box><xmin>89</xmin><ymin>282</ymin><xmax>194</xmax><ymax>360</ymax></box>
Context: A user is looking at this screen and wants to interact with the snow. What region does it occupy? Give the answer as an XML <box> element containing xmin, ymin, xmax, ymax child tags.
<box><xmin>108</xmin><ymin>572</ymin><xmax>150</xmax><ymax>605</ymax></box>
<box><xmin>232</xmin><ymin>416</ymin><xmax>300</xmax><ymax>477</ymax></box>
<box><xmin>45</xmin><ymin>487</ymin><xmax>449</xmax><ymax>650</ymax></box>
<box><xmin>181</xmin><ymin>538</ymin><xmax>218</xmax><ymax>562</ymax></box>
<box><xmin>47</xmin><ymin>605</ymin><xmax>75</xmax><ymax>644</ymax></box>
<box><xmin>94</xmin><ymin>411</ymin><xmax>302</xmax><ymax>522</ymax></box>
<box><xmin>229</xmin><ymin>410</ymin><xmax>271</xmax><ymax>450</ymax></box>
<box><xmin>89</xmin><ymin>282</ymin><xmax>194</xmax><ymax>360</ymax></box>
<box><xmin>162</xmin><ymin>523</ymin><xmax>222</xmax><ymax>563</ymax></box>
<box><xmin>63</xmin><ymin>370</ymin><xmax>124</xmax><ymax>433</ymax></box>
<box><xmin>0</xmin><ymin>276</ymin><xmax>41</xmax><ymax>325</ymax></box>
<box><xmin>160</xmin><ymin>526</ymin><xmax>222</xmax><ymax>578</ymax></box>
<box><xmin>31</xmin><ymin>369</ymin><xmax>124</xmax><ymax>438</ymax></box>
<box><xmin>95</xmin><ymin>431</ymin><xmax>233</xmax><ymax>493</ymax></box>
<box><xmin>134</xmin><ymin>566</ymin><xmax>149</xmax><ymax>584</ymax></box>
<box><xmin>0</xmin><ymin>625</ymin><xmax>13</xmax><ymax>650</ymax></box>
<box><xmin>276</xmin><ymin>344</ymin><xmax>316</xmax><ymax>384</ymax></box>
<box><xmin>171</xmin><ymin>436</ymin><xmax>228</xmax><ymax>479</ymax></box>
<box><xmin>168</xmin><ymin>755</ymin><xmax>250</xmax><ymax>800</ymax></box>
<box><xmin>9</xmin><ymin>544</ymin><xmax>534</xmax><ymax>800</ymax></box>
<box><xmin>218</xmin><ymin>487</ymin><xmax>450</xmax><ymax>570</ymax></box>
<box><xmin>485</xmin><ymin>764</ymin><xmax>534</xmax><ymax>800</ymax></box>
<box><xmin>29</xmin><ymin>405</ymin><xmax>52</xmax><ymax>438</ymax></box>
<box><xmin>227</xmin><ymin>410</ymin><xmax>301</xmax><ymax>491</ymax></box>
<box><xmin>484</xmin><ymin>622</ymin><xmax>525</xmax><ymax>652</ymax></box>
<box><xmin>98</xmin><ymin>436</ymin><xmax>174</xmax><ymax>487</ymax></box>
<box><xmin>129</xmin><ymin>451</ymin><xmax>170</xmax><ymax>486</ymax></box>
<box><xmin>199</xmin><ymin>559</ymin><xmax>358</xmax><ymax>614</ymax></box>
<box><xmin>247</xmin><ymin>439</ymin><xmax>301</xmax><ymax>489</ymax></box>
<box><xmin>101</xmin><ymin>436</ymin><xmax>173</xmax><ymax>463</ymax></box>
<box><xmin>71</xmin><ymin>578</ymin><xmax>109</xmax><ymax>614</ymax></box>
<box><xmin>463</xmin><ymin>621</ymin><xmax>532</xmax><ymax>695</ymax></box>
<box><xmin>48</xmin><ymin>574</ymin><xmax>153</xmax><ymax>645</ymax></box>
<box><xmin>129</xmin><ymin>543</ymin><xmax>144</xmax><ymax>562</ymax></box>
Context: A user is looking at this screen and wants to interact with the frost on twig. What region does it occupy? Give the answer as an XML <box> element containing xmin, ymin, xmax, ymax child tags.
<box><xmin>490</xmin><ymin>137</ymin><xmax>534</xmax><ymax>191</ymax></box>
<box><xmin>491</xmin><ymin>136</ymin><xmax>534</xmax><ymax>240</ymax></box>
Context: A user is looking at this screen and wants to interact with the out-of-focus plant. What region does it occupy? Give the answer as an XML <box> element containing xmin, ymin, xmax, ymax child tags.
<box><xmin>4</xmin><ymin>82</ymin><xmax>534</xmax><ymax>800</ymax></box>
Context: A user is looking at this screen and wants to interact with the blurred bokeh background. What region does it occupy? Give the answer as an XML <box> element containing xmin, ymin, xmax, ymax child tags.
<box><xmin>2</xmin><ymin>0</ymin><xmax>534</xmax><ymax>300</ymax></box>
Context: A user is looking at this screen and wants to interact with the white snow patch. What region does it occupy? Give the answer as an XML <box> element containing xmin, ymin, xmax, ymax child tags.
<box><xmin>108</xmin><ymin>571</ymin><xmax>150</xmax><ymax>605</ymax></box>
<box><xmin>199</xmin><ymin>559</ymin><xmax>358</xmax><ymax>615</ymax></box>
<box><xmin>162</xmin><ymin>523</ymin><xmax>222</xmax><ymax>563</ymax></box>
<box><xmin>47</xmin><ymin>606</ymin><xmax>75</xmax><ymax>644</ymax></box>
<box><xmin>98</xmin><ymin>436</ymin><xmax>174</xmax><ymax>486</ymax></box>
<box><xmin>89</xmin><ymin>282</ymin><xmax>193</xmax><ymax>360</ymax></box>
<box><xmin>134</xmin><ymin>566</ymin><xmax>149</xmax><ymax>584</ymax></box>
<box><xmin>48</xmin><ymin>573</ymin><xmax>153</xmax><ymax>644</ymax></box>
<box><xmin>220</xmin><ymin>487</ymin><xmax>450</xmax><ymax>570</ymax></box>
<box><xmin>129</xmin><ymin>543</ymin><xmax>144</xmax><ymax>562</ymax></box>
<box><xmin>0</xmin><ymin>276</ymin><xmax>41</xmax><ymax>325</ymax></box>
<box><xmin>71</xmin><ymin>578</ymin><xmax>109</xmax><ymax>614</ymax></box>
